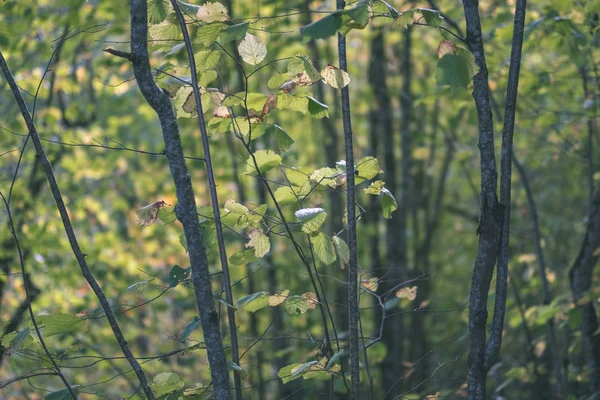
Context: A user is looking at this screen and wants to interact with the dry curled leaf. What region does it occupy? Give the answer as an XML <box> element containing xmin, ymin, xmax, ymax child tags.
<box><xmin>437</xmin><ymin>40</ymin><xmax>457</xmax><ymax>59</ymax></box>
<box><xmin>134</xmin><ymin>200</ymin><xmax>170</xmax><ymax>227</ymax></box>
<box><xmin>268</xmin><ymin>290</ymin><xmax>289</xmax><ymax>306</ymax></box>
<box><xmin>361</xmin><ymin>277</ymin><xmax>379</xmax><ymax>292</ymax></box>
<box><xmin>302</xmin><ymin>292</ymin><xmax>318</xmax><ymax>310</ymax></box>
<box><xmin>396</xmin><ymin>286</ymin><xmax>417</xmax><ymax>301</ymax></box>
<box><xmin>261</xmin><ymin>94</ymin><xmax>278</xmax><ymax>117</ymax></box>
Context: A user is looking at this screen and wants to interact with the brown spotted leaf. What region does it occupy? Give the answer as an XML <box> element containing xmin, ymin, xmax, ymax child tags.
<box><xmin>134</xmin><ymin>201</ymin><xmax>170</xmax><ymax>227</ymax></box>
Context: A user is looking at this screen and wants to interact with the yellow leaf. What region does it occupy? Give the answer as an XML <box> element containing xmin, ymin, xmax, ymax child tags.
<box><xmin>517</xmin><ymin>253</ymin><xmax>537</xmax><ymax>263</ymax></box>
<box><xmin>320</xmin><ymin>65</ymin><xmax>351</xmax><ymax>89</ymax></box>
<box><xmin>196</xmin><ymin>2</ymin><xmax>229</xmax><ymax>22</ymax></box>
<box><xmin>268</xmin><ymin>290</ymin><xmax>289</xmax><ymax>306</ymax></box>
<box><xmin>245</xmin><ymin>228</ymin><xmax>270</xmax><ymax>258</ymax></box>
<box><xmin>361</xmin><ymin>278</ymin><xmax>378</xmax><ymax>292</ymax></box>
<box><xmin>412</xmin><ymin>147</ymin><xmax>430</xmax><ymax>160</ymax></box>
<box><xmin>134</xmin><ymin>200</ymin><xmax>169</xmax><ymax>227</ymax></box>
<box><xmin>396</xmin><ymin>286</ymin><xmax>417</xmax><ymax>301</ymax></box>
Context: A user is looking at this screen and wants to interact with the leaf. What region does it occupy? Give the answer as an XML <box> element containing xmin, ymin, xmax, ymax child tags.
<box><xmin>284</xmin><ymin>296</ymin><xmax>310</xmax><ymax>315</ymax></box>
<box><xmin>300</xmin><ymin>12</ymin><xmax>343</xmax><ymax>41</ymax></box>
<box><xmin>320</xmin><ymin>65</ymin><xmax>351</xmax><ymax>89</ymax></box>
<box><xmin>356</xmin><ymin>156</ymin><xmax>382</xmax><ymax>180</ymax></box>
<box><xmin>197</xmin><ymin>22</ymin><xmax>226</xmax><ymax>46</ymax></box>
<box><xmin>268</xmin><ymin>290</ymin><xmax>290</xmax><ymax>306</ymax></box>
<box><xmin>238</xmin><ymin>33</ymin><xmax>267</xmax><ymax>65</ymax></box>
<box><xmin>178</xmin><ymin>316</ymin><xmax>202</xmax><ymax>342</ymax></box>
<box><xmin>310</xmin><ymin>167</ymin><xmax>340</xmax><ymax>188</ymax></box>
<box><xmin>196</xmin><ymin>2</ymin><xmax>229</xmax><ymax>22</ymax></box>
<box><xmin>194</xmin><ymin>50</ymin><xmax>220</xmax><ymax>71</ymax></box>
<box><xmin>312</xmin><ymin>232</ymin><xmax>337</xmax><ymax>265</ymax></box>
<box><xmin>381</xmin><ymin>188</ymin><xmax>398</xmax><ymax>219</ymax></box>
<box><xmin>224</xmin><ymin>199</ymin><xmax>249</xmax><ymax>215</ymax></box>
<box><xmin>148</xmin><ymin>0</ymin><xmax>171</xmax><ymax>24</ymax></box>
<box><xmin>302</xmin><ymin>212</ymin><xmax>327</xmax><ymax>234</ymax></box>
<box><xmin>435</xmin><ymin>47</ymin><xmax>479</xmax><ymax>89</ymax></box>
<box><xmin>271</xmin><ymin>124</ymin><xmax>295</xmax><ymax>153</ymax></box>
<box><xmin>261</xmin><ymin>94</ymin><xmax>278</xmax><ymax>117</ymax></box>
<box><xmin>229</xmin><ymin>361</ymin><xmax>249</xmax><ymax>379</ymax></box>
<box><xmin>307</xmin><ymin>96</ymin><xmax>329</xmax><ymax>119</ymax></box>
<box><xmin>45</xmin><ymin>387</ymin><xmax>81</xmax><ymax>400</ymax></box>
<box><xmin>346</xmin><ymin>0</ymin><xmax>370</xmax><ymax>27</ymax></box>
<box><xmin>127</xmin><ymin>278</ymin><xmax>155</xmax><ymax>293</ymax></box>
<box><xmin>302</xmin><ymin>292</ymin><xmax>318</xmax><ymax>310</ymax></box>
<box><xmin>150</xmin><ymin>372</ymin><xmax>184</xmax><ymax>397</ymax></box>
<box><xmin>149</xmin><ymin>15</ymin><xmax>182</xmax><ymax>41</ymax></box>
<box><xmin>237</xmin><ymin>292</ymin><xmax>269</xmax><ymax>312</ymax></box>
<box><xmin>268</xmin><ymin>73</ymin><xmax>290</xmax><ymax>89</ymax></box>
<box><xmin>134</xmin><ymin>200</ymin><xmax>169</xmax><ymax>226</ymax></box>
<box><xmin>278</xmin><ymin>363</ymin><xmax>304</xmax><ymax>383</ymax></box>
<box><xmin>361</xmin><ymin>277</ymin><xmax>379</xmax><ymax>292</ymax></box>
<box><xmin>245</xmin><ymin>228</ymin><xmax>270</xmax><ymax>257</ymax></box>
<box><xmin>419</xmin><ymin>8</ymin><xmax>443</xmax><ymax>27</ymax></box>
<box><xmin>274</xmin><ymin>186</ymin><xmax>299</xmax><ymax>206</ymax></box>
<box><xmin>245</xmin><ymin>150</ymin><xmax>282</xmax><ymax>174</ymax></box>
<box><xmin>396</xmin><ymin>285</ymin><xmax>418</xmax><ymax>301</ymax></box>
<box><xmin>437</xmin><ymin>40</ymin><xmax>457</xmax><ymax>59</ymax></box>
<box><xmin>277</xmin><ymin>93</ymin><xmax>309</xmax><ymax>114</ymax></box>
<box><xmin>393</xmin><ymin>10</ymin><xmax>415</xmax><ymax>29</ymax></box>
<box><xmin>219</xmin><ymin>22</ymin><xmax>249</xmax><ymax>44</ymax></box>
<box><xmin>295</xmin><ymin>207</ymin><xmax>325</xmax><ymax>222</ymax></box>
<box><xmin>179</xmin><ymin>230</ymin><xmax>188</xmax><ymax>251</ymax></box>
<box><xmin>332</xmin><ymin>236</ymin><xmax>350</xmax><ymax>269</ymax></box>
<box><xmin>158</xmin><ymin>206</ymin><xmax>177</xmax><ymax>224</ymax></box>
<box><xmin>1</xmin><ymin>328</ymin><xmax>32</xmax><ymax>354</ymax></box>
<box><xmin>364</xmin><ymin>180</ymin><xmax>385</xmax><ymax>195</ymax></box>
<box><xmin>229</xmin><ymin>249</ymin><xmax>258</xmax><ymax>265</ymax></box>
<box><xmin>169</xmin><ymin>264</ymin><xmax>191</xmax><ymax>288</ymax></box>
<box><xmin>36</xmin><ymin>314</ymin><xmax>84</xmax><ymax>337</ymax></box>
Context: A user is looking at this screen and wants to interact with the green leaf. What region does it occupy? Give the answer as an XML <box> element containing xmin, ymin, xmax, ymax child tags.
<box><xmin>346</xmin><ymin>0</ymin><xmax>370</xmax><ymax>27</ymax></box>
<box><xmin>245</xmin><ymin>150</ymin><xmax>282</xmax><ymax>174</ymax></box>
<box><xmin>268</xmin><ymin>73</ymin><xmax>290</xmax><ymax>89</ymax></box>
<box><xmin>332</xmin><ymin>236</ymin><xmax>350</xmax><ymax>269</ymax></box>
<box><xmin>1</xmin><ymin>328</ymin><xmax>32</xmax><ymax>354</ymax></box>
<box><xmin>178</xmin><ymin>316</ymin><xmax>202</xmax><ymax>342</ymax></box>
<box><xmin>158</xmin><ymin>206</ymin><xmax>177</xmax><ymax>224</ymax></box>
<box><xmin>310</xmin><ymin>167</ymin><xmax>340</xmax><ymax>188</ymax></box>
<box><xmin>179</xmin><ymin>230</ymin><xmax>188</xmax><ymax>251</ymax></box>
<box><xmin>245</xmin><ymin>92</ymin><xmax>267</xmax><ymax>111</ymax></box>
<box><xmin>36</xmin><ymin>314</ymin><xmax>84</xmax><ymax>337</ymax></box>
<box><xmin>194</xmin><ymin>50</ymin><xmax>220</xmax><ymax>71</ymax></box>
<box><xmin>148</xmin><ymin>0</ymin><xmax>171</xmax><ymax>24</ymax></box>
<box><xmin>199</xmin><ymin>70</ymin><xmax>218</xmax><ymax>87</ymax></box>
<box><xmin>296</xmin><ymin>208</ymin><xmax>327</xmax><ymax>234</ymax></box>
<box><xmin>237</xmin><ymin>292</ymin><xmax>269</xmax><ymax>312</ymax></box>
<box><xmin>436</xmin><ymin>48</ymin><xmax>479</xmax><ymax>89</ymax></box>
<box><xmin>149</xmin><ymin>15</ymin><xmax>182</xmax><ymax>41</ymax></box>
<box><xmin>312</xmin><ymin>232</ymin><xmax>337</xmax><ymax>265</ymax></box>
<box><xmin>381</xmin><ymin>188</ymin><xmax>398</xmax><ymax>219</ymax></box>
<box><xmin>278</xmin><ymin>363</ymin><xmax>304</xmax><ymax>384</ymax></box>
<box><xmin>245</xmin><ymin>228</ymin><xmax>270</xmax><ymax>257</ymax></box>
<box><xmin>238</xmin><ymin>33</ymin><xmax>267</xmax><ymax>65</ymax></box>
<box><xmin>392</xmin><ymin>10</ymin><xmax>415</xmax><ymax>29</ymax></box>
<box><xmin>169</xmin><ymin>264</ymin><xmax>190</xmax><ymax>288</ymax></box>
<box><xmin>224</xmin><ymin>199</ymin><xmax>249</xmax><ymax>215</ymax></box>
<box><xmin>197</xmin><ymin>22</ymin><xmax>226</xmax><ymax>47</ymax></box>
<box><xmin>45</xmin><ymin>387</ymin><xmax>81</xmax><ymax>400</ymax></box>
<box><xmin>364</xmin><ymin>180</ymin><xmax>384</xmax><ymax>195</ymax></box>
<box><xmin>300</xmin><ymin>12</ymin><xmax>343</xmax><ymax>41</ymax></box>
<box><xmin>229</xmin><ymin>361</ymin><xmax>249</xmax><ymax>379</ymax></box>
<box><xmin>419</xmin><ymin>8</ymin><xmax>443</xmax><ymax>27</ymax></box>
<box><xmin>265</xmin><ymin>124</ymin><xmax>295</xmax><ymax>154</ymax></box>
<box><xmin>229</xmin><ymin>249</ymin><xmax>258</xmax><ymax>265</ymax></box>
<box><xmin>277</xmin><ymin>93</ymin><xmax>309</xmax><ymax>114</ymax></box>
<box><xmin>219</xmin><ymin>22</ymin><xmax>249</xmax><ymax>44</ymax></box>
<box><xmin>308</xmin><ymin>96</ymin><xmax>329</xmax><ymax>119</ymax></box>
<box><xmin>274</xmin><ymin>186</ymin><xmax>299</xmax><ymax>206</ymax></box>
<box><xmin>150</xmin><ymin>372</ymin><xmax>184</xmax><ymax>397</ymax></box>
<box><xmin>284</xmin><ymin>296</ymin><xmax>310</xmax><ymax>315</ymax></box>
<box><xmin>356</xmin><ymin>156</ymin><xmax>382</xmax><ymax>181</ymax></box>
<box><xmin>327</xmin><ymin>348</ymin><xmax>347</xmax><ymax>369</ymax></box>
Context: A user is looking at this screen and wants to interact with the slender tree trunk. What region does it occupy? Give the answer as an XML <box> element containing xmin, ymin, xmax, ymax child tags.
<box><xmin>569</xmin><ymin>188</ymin><xmax>600</xmax><ymax>392</ymax></box>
